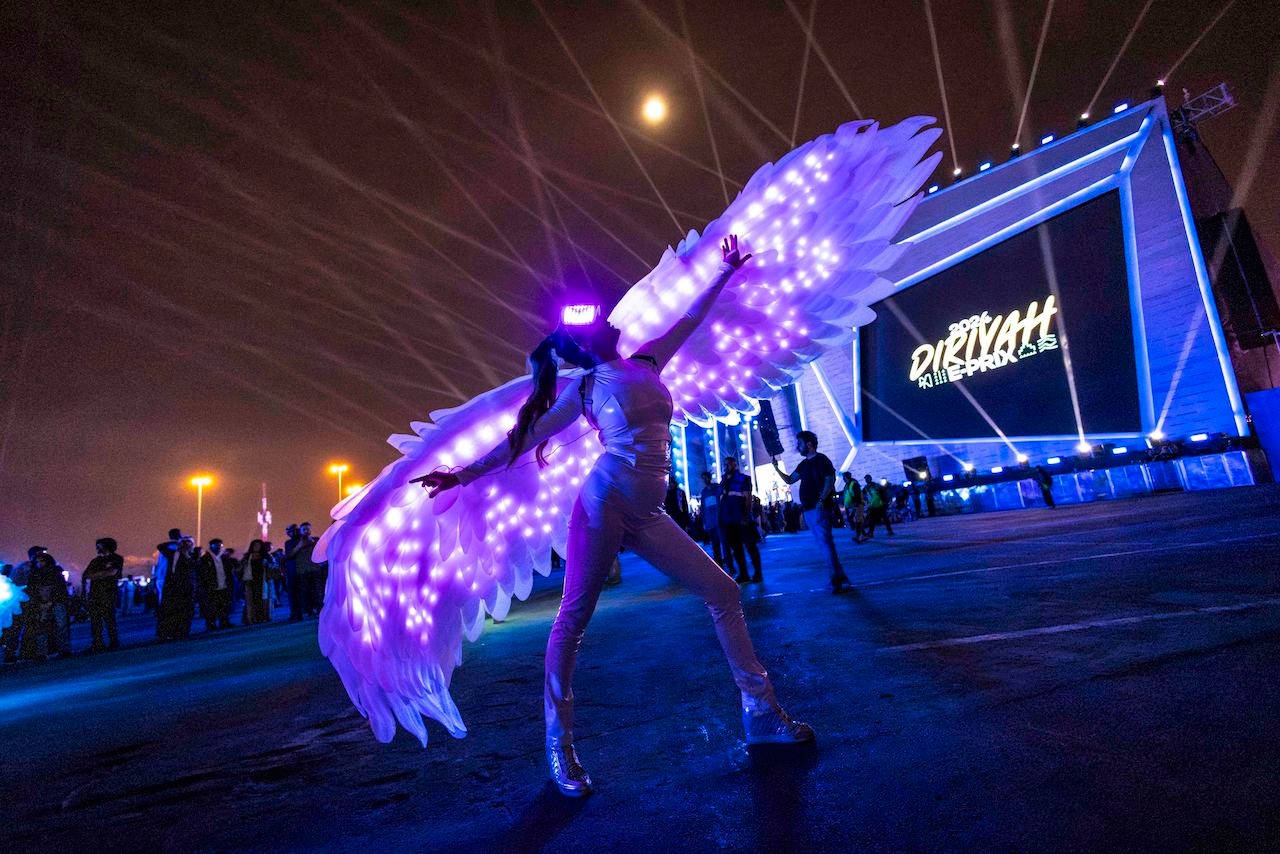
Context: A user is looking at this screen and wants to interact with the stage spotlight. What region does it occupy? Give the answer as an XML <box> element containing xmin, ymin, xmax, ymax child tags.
<box><xmin>880</xmin><ymin>478</ymin><xmax>889</xmax><ymax>486</ymax></box>
<box><xmin>1009</xmin><ymin>143</ymin><xmax>1021</xmax><ymax>158</ymax></box>
<box><xmin>1076</xmin><ymin>440</ymin><xmax>1092</xmax><ymax>454</ymax></box>
<box><xmin>1015</xmin><ymin>453</ymin><xmax>1028</xmax><ymax>463</ymax></box>
<box><xmin>991</xmin><ymin>466</ymin><xmax>1004</xmax><ymax>474</ymax></box>
<box><xmin>1113</xmin><ymin>102</ymin><xmax>1130</xmax><ymax>114</ymax></box>
<box><xmin>1080</xmin><ymin>112</ymin><xmax>1090</xmax><ymax>120</ymax></box>
<box><xmin>1046</xmin><ymin>456</ymin><xmax>1062</xmax><ymax>465</ymax></box>
<box><xmin>1040</xmin><ymin>134</ymin><xmax>1055</xmax><ymax>145</ymax></box>
<box><xmin>1156</xmin><ymin>79</ymin><xmax>1165</xmax><ymax>87</ymax></box>
<box><xmin>928</xmin><ymin>185</ymin><xmax>940</xmax><ymax>194</ymax></box>
<box><xmin>1148</xmin><ymin>429</ymin><xmax>1165</xmax><ymax>441</ymax></box>
<box><xmin>962</xmin><ymin>462</ymin><xmax>975</xmax><ymax>472</ymax></box>
<box><xmin>952</xmin><ymin>167</ymin><xmax>962</xmax><ymax>176</ymax></box>
<box><xmin>1077</xmin><ymin>113</ymin><xmax>1090</xmax><ymax>128</ymax></box>
<box><xmin>1182</xmin><ymin>431</ymin><xmax>1229</xmax><ymax>453</ymax></box>
<box><xmin>902</xmin><ymin>481</ymin><xmax>911</xmax><ymax>488</ymax></box>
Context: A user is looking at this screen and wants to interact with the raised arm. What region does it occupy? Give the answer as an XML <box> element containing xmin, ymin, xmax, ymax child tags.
<box><xmin>772</xmin><ymin>456</ymin><xmax>800</xmax><ymax>485</ymax></box>
<box><xmin>634</xmin><ymin>234</ymin><xmax>752</xmax><ymax>370</ymax></box>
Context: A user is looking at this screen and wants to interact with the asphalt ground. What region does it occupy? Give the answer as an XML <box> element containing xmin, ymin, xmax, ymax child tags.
<box><xmin>2</xmin><ymin>485</ymin><xmax>1278</xmax><ymax>852</ymax></box>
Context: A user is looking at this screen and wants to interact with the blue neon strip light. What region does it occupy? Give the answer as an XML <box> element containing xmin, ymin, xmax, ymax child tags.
<box><xmin>1118</xmin><ymin>170</ymin><xmax>1157</xmax><ymax>434</ymax></box>
<box><xmin>865</xmin><ymin>431</ymin><xmax>1145</xmax><ymax>447</ymax></box>
<box><xmin>1159</xmin><ymin>122</ymin><xmax>1249</xmax><ymax>436</ymax></box>
<box><xmin>903</xmin><ymin>130</ymin><xmax>1140</xmax><ymax>244</ymax></box>
<box><xmin>894</xmin><ymin>173</ymin><xmax>1119</xmax><ymax>291</ymax></box>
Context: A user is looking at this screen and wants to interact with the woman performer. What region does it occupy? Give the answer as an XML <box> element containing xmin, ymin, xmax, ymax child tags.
<box><xmin>416</xmin><ymin>236</ymin><xmax>813</xmax><ymax>798</ymax></box>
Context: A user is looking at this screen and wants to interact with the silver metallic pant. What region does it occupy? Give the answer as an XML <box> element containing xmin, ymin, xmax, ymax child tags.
<box><xmin>545</xmin><ymin>454</ymin><xmax>773</xmax><ymax>745</ymax></box>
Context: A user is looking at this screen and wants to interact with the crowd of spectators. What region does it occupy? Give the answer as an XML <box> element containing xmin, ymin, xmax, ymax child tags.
<box><xmin>1</xmin><ymin>475</ymin><xmax>931</xmax><ymax>663</ymax></box>
<box><xmin>672</xmin><ymin>460</ymin><xmax>928</xmax><ymax>585</ymax></box>
<box><xmin>0</xmin><ymin>522</ymin><xmax>328</xmax><ymax>664</ymax></box>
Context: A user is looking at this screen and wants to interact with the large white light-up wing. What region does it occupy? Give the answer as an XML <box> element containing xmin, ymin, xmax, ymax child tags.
<box><xmin>316</xmin><ymin>371</ymin><xmax>599</xmax><ymax>745</ymax></box>
<box><xmin>0</xmin><ymin>576</ymin><xmax>28</xmax><ymax>633</ymax></box>
<box><xmin>318</xmin><ymin>116</ymin><xmax>942</xmax><ymax>747</ymax></box>
<box><xmin>610</xmin><ymin>117</ymin><xmax>942</xmax><ymax>425</ymax></box>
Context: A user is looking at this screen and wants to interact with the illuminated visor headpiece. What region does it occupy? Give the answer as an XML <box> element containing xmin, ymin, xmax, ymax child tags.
<box><xmin>560</xmin><ymin>304</ymin><xmax>603</xmax><ymax>326</ymax></box>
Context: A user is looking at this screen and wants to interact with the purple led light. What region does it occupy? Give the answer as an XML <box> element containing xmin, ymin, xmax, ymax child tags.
<box><xmin>561</xmin><ymin>304</ymin><xmax>602</xmax><ymax>326</ymax></box>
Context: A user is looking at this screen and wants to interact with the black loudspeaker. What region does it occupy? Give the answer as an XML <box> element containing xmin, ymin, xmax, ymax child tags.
<box><xmin>757</xmin><ymin>400</ymin><xmax>787</xmax><ymax>458</ymax></box>
<box><xmin>1197</xmin><ymin>209</ymin><xmax>1280</xmax><ymax>350</ymax></box>
<box><xmin>902</xmin><ymin>455</ymin><xmax>930</xmax><ymax>483</ymax></box>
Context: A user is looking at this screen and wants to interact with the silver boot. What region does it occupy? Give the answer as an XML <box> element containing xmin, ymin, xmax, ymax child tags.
<box><xmin>546</xmin><ymin>740</ymin><xmax>594</xmax><ymax>797</ymax></box>
<box><xmin>743</xmin><ymin>704</ymin><xmax>816</xmax><ymax>745</ymax></box>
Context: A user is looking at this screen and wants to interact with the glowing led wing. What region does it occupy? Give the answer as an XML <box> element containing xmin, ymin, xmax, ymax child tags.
<box><xmin>610</xmin><ymin>116</ymin><xmax>943</xmax><ymax>425</ymax></box>
<box><xmin>320</xmin><ymin>116</ymin><xmax>941</xmax><ymax>747</ymax></box>
<box><xmin>0</xmin><ymin>575</ymin><xmax>28</xmax><ymax>633</ymax></box>
<box><xmin>316</xmin><ymin>371</ymin><xmax>599</xmax><ymax>746</ymax></box>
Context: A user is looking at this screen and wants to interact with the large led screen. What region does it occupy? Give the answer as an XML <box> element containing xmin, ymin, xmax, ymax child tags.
<box><xmin>860</xmin><ymin>190</ymin><xmax>1141</xmax><ymax>442</ymax></box>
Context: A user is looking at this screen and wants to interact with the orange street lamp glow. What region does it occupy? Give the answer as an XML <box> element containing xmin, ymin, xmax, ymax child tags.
<box><xmin>328</xmin><ymin>463</ymin><xmax>351</xmax><ymax>500</ymax></box>
<box><xmin>189</xmin><ymin>475</ymin><xmax>214</xmax><ymax>546</ymax></box>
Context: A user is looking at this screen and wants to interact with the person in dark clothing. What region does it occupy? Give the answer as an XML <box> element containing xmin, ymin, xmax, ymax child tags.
<box><xmin>283</xmin><ymin>524</ymin><xmax>303</xmax><ymax>621</ymax></box>
<box><xmin>198</xmin><ymin>538</ymin><xmax>237</xmax><ymax>629</ymax></box>
<box><xmin>82</xmin><ymin>538</ymin><xmax>123</xmax><ymax>651</ymax></box>
<box><xmin>783</xmin><ymin>501</ymin><xmax>802</xmax><ymax>533</ymax></box>
<box><xmin>773</xmin><ymin>432</ymin><xmax>851</xmax><ymax>593</ymax></box>
<box><xmin>863</xmin><ymin>475</ymin><xmax>895</xmax><ymax>537</ymax></box>
<box><xmin>3</xmin><ymin>545</ymin><xmax>46</xmax><ymax>662</ymax></box>
<box><xmin>22</xmin><ymin>552</ymin><xmax>71</xmax><ymax>659</ymax></box>
<box><xmin>1033</xmin><ymin>466</ymin><xmax>1056</xmax><ymax>509</ymax></box>
<box><xmin>156</xmin><ymin>538</ymin><xmax>197</xmax><ymax>640</ymax></box>
<box><xmin>720</xmin><ymin>456</ymin><xmax>763</xmax><ymax>583</ymax></box>
<box><xmin>664</xmin><ymin>477</ymin><xmax>691</xmax><ymax>533</ymax></box>
<box><xmin>154</xmin><ymin>528</ymin><xmax>182</xmax><ymax>606</ymax></box>
<box><xmin>289</xmin><ymin>523</ymin><xmax>325</xmax><ymax>617</ymax></box>
<box><xmin>241</xmin><ymin>539</ymin><xmax>271</xmax><ymax>625</ymax></box>
<box><xmin>698</xmin><ymin>471</ymin><xmax>725</xmax><ymax>566</ymax></box>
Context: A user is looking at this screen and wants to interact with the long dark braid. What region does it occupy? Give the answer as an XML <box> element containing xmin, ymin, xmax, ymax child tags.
<box><xmin>507</xmin><ymin>329</ymin><xmax>596</xmax><ymax>468</ymax></box>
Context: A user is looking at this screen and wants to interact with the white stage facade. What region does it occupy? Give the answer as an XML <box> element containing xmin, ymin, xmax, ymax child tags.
<box><xmin>676</xmin><ymin>97</ymin><xmax>1258</xmax><ymax>510</ymax></box>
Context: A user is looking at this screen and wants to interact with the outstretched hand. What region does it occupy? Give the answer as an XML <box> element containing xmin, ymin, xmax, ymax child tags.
<box><xmin>410</xmin><ymin>471</ymin><xmax>461</xmax><ymax>498</ymax></box>
<box><xmin>721</xmin><ymin>233</ymin><xmax>752</xmax><ymax>271</ymax></box>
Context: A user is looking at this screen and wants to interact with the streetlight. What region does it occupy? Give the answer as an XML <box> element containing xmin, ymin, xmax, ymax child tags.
<box><xmin>190</xmin><ymin>475</ymin><xmax>213</xmax><ymax>546</ymax></box>
<box><xmin>327</xmin><ymin>463</ymin><xmax>350</xmax><ymax>501</ymax></box>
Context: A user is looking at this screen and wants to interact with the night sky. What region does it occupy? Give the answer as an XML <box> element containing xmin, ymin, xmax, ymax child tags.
<box><xmin>3</xmin><ymin>0</ymin><xmax>1277</xmax><ymax>572</ymax></box>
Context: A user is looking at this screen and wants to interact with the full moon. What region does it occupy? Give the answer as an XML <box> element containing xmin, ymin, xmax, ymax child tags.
<box><xmin>641</xmin><ymin>94</ymin><xmax>668</xmax><ymax>124</ymax></box>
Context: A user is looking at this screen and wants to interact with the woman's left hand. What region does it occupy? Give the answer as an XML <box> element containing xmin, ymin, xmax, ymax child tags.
<box><xmin>721</xmin><ymin>233</ymin><xmax>752</xmax><ymax>271</ymax></box>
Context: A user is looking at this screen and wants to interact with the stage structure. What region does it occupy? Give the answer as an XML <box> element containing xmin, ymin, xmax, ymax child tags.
<box><xmin>675</xmin><ymin>96</ymin><xmax>1261</xmax><ymax>511</ymax></box>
